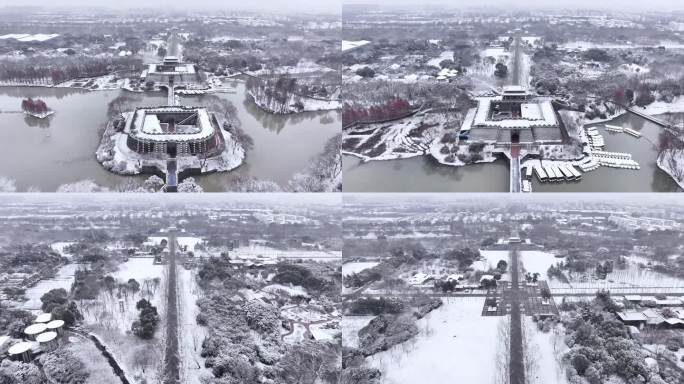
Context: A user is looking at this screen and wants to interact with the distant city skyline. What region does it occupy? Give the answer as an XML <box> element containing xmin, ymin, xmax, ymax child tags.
<box><xmin>1</xmin><ymin>0</ymin><xmax>341</xmax><ymax>14</ymax></box>
<box><xmin>344</xmin><ymin>0</ymin><xmax>684</xmax><ymax>12</ymax></box>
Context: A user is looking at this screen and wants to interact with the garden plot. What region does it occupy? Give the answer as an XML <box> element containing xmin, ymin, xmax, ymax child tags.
<box><xmin>519</xmin><ymin>251</ymin><xmax>565</xmax><ymax>277</ymax></box>
<box><xmin>22</xmin><ymin>263</ymin><xmax>81</xmax><ymax>311</ymax></box>
<box><xmin>367</xmin><ymin>298</ymin><xmax>502</xmax><ymax>384</ymax></box>
<box><xmin>343</xmin><ymin>261</ymin><xmax>380</xmax><ymax>277</ymax></box>
<box><xmin>524</xmin><ymin>317</ymin><xmax>569</xmax><ymax>384</ymax></box>
<box><xmin>78</xmin><ymin>258</ymin><xmax>166</xmax><ymax>384</ymax></box>
<box><xmin>342</xmin><ymin>315</ymin><xmax>375</xmax><ymax>348</ymax></box>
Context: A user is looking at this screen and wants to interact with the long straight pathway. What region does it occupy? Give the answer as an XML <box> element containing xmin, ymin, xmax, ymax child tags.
<box><xmin>163</xmin><ymin>229</ymin><xmax>180</xmax><ymax>384</ymax></box>
<box><xmin>508</xmin><ymin>247</ymin><xmax>525</xmax><ymax>384</ymax></box>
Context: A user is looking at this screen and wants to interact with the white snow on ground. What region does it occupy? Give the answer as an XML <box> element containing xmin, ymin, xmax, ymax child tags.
<box><xmin>230</xmin><ymin>245</ymin><xmax>342</xmax><ymax>261</ymax></box>
<box><xmin>342</xmin><ymin>40</ymin><xmax>371</xmax><ymax>51</ymax></box>
<box><xmin>146</xmin><ymin>236</ymin><xmax>204</xmax><ymax>251</ymax></box>
<box><xmin>473</xmin><ymin>250</ymin><xmax>510</xmax><ymax>272</ymax></box>
<box><xmin>561</xmin><ymin>40</ymin><xmax>684</xmax><ymax>50</ymax></box>
<box><xmin>111</xmin><ymin>257</ymin><xmax>164</xmax><ymax>282</ymax></box>
<box><xmin>342</xmin><ymin>316</ymin><xmax>375</xmax><ymax>348</ymax></box>
<box><xmin>50</xmin><ymin>241</ymin><xmax>76</xmax><ymax>258</ymax></box>
<box><xmin>639</xmin><ymin>95</ymin><xmax>684</xmax><ymax>115</ymax></box>
<box><xmin>524</xmin><ymin>318</ymin><xmax>569</xmax><ymax>384</ymax></box>
<box><xmin>549</xmin><ymin>255</ymin><xmax>684</xmax><ymax>292</ymax></box>
<box><xmin>97</xmin><ymin>114</ymin><xmax>245</xmax><ymax>176</ymax></box>
<box><xmin>519</xmin><ymin>251</ymin><xmax>565</xmax><ymax>277</ymax></box>
<box><xmin>283</xmin><ymin>323</ymin><xmax>308</xmax><ymax>343</ymax></box>
<box><xmin>247</xmin><ymin>88</ymin><xmax>341</xmax><ymax>114</ymax></box>
<box><xmin>658</xmin><ymin>148</ymin><xmax>684</xmax><ymax>190</ymax></box>
<box><xmin>342</xmin><ymin>262</ymin><xmax>380</xmax><ymax>277</ymax></box>
<box><xmin>178</xmin><ymin>268</ymin><xmax>209</xmax><ymax>384</ymax></box>
<box><xmin>262</xmin><ymin>284</ymin><xmax>309</xmax><ymax>298</ymax></box>
<box><xmin>252</xmin><ymin>59</ymin><xmax>336</xmax><ymax>75</ymax></box>
<box><xmin>367</xmin><ymin>298</ymin><xmax>502</xmax><ymax>384</ymax></box>
<box><xmin>55</xmin><ymin>75</ymin><xmax>128</xmax><ymax>91</ymax></box>
<box><xmin>427</xmin><ymin>51</ymin><xmax>454</xmax><ymax>68</ymax></box>
<box><xmin>80</xmin><ymin>258</ymin><xmax>166</xmax><ymax>384</ymax></box>
<box><xmin>483</xmin><ymin>46</ymin><xmax>510</xmax><ymax>59</ymax></box>
<box><xmin>344</xmin><ymin>114</ymin><xmax>444</xmax><ymax>162</ymax></box>
<box><xmin>309</xmin><ymin>322</ymin><xmax>339</xmax><ymax>341</ymax></box>
<box><xmin>22</xmin><ymin>263</ymin><xmax>81</xmax><ymax>311</ymax></box>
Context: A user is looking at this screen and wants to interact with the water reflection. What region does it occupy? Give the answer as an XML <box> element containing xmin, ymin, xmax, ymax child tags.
<box><xmin>343</xmin><ymin>111</ymin><xmax>683</xmax><ymax>192</ymax></box>
<box><xmin>0</xmin><ymin>84</ymin><xmax>339</xmax><ymax>192</ymax></box>
<box><xmin>343</xmin><ymin>155</ymin><xmax>510</xmax><ymax>192</ymax></box>
<box><xmin>23</xmin><ymin>114</ymin><xmax>51</xmax><ymax>129</ymax></box>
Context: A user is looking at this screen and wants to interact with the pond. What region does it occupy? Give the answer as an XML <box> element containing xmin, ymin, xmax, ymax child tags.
<box><xmin>342</xmin><ymin>111</ymin><xmax>683</xmax><ymax>192</ymax></box>
<box><xmin>0</xmin><ymin>81</ymin><xmax>340</xmax><ymax>192</ymax></box>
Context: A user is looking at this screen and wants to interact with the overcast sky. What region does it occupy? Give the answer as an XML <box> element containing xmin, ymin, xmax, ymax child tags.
<box><xmin>6</xmin><ymin>0</ymin><xmax>341</xmax><ymax>14</ymax></box>
<box><xmin>344</xmin><ymin>0</ymin><xmax>684</xmax><ymax>12</ymax></box>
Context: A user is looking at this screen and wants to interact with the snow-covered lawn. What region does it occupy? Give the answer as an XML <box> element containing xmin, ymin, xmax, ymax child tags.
<box><xmin>262</xmin><ymin>284</ymin><xmax>309</xmax><ymax>298</ymax></box>
<box><xmin>342</xmin><ymin>315</ymin><xmax>375</xmax><ymax>348</ymax></box>
<box><xmin>342</xmin><ymin>40</ymin><xmax>371</xmax><ymax>52</ymax></box>
<box><xmin>178</xmin><ymin>268</ymin><xmax>209</xmax><ymax>384</ymax></box>
<box><xmin>230</xmin><ymin>245</ymin><xmax>341</xmax><ymax>261</ymax></box>
<box><xmin>309</xmin><ymin>322</ymin><xmax>339</xmax><ymax>341</ymax></box>
<box><xmin>524</xmin><ymin>318</ymin><xmax>569</xmax><ymax>384</ymax></box>
<box><xmin>366</xmin><ymin>298</ymin><xmax>502</xmax><ymax>384</ymax></box>
<box><xmin>111</xmin><ymin>257</ymin><xmax>164</xmax><ymax>282</ymax></box>
<box><xmin>22</xmin><ymin>263</ymin><xmax>81</xmax><ymax>311</ymax></box>
<box><xmin>473</xmin><ymin>250</ymin><xmax>509</xmax><ymax>274</ymax></box>
<box><xmin>549</xmin><ymin>255</ymin><xmax>684</xmax><ymax>292</ymax></box>
<box><xmin>80</xmin><ymin>258</ymin><xmax>166</xmax><ymax>384</ymax></box>
<box><xmin>343</xmin><ymin>262</ymin><xmax>380</xmax><ymax>277</ymax></box>
<box><xmin>427</xmin><ymin>51</ymin><xmax>454</xmax><ymax>68</ymax></box>
<box><xmin>50</xmin><ymin>241</ymin><xmax>76</xmax><ymax>258</ymax></box>
<box><xmin>519</xmin><ymin>251</ymin><xmax>565</xmax><ymax>277</ymax></box>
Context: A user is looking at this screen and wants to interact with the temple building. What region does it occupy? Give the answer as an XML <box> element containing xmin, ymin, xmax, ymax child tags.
<box><xmin>121</xmin><ymin>106</ymin><xmax>221</xmax><ymax>157</ymax></box>
<box><xmin>141</xmin><ymin>56</ymin><xmax>204</xmax><ymax>88</ymax></box>
<box><xmin>460</xmin><ymin>86</ymin><xmax>563</xmax><ymax>145</ymax></box>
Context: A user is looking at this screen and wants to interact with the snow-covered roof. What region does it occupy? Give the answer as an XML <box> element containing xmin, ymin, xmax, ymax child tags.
<box><xmin>24</xmin><ymin>323</ymin><xmax>47</xmax><ymax>335</ymax></box>
<box><xmin>7</xmin><ymin>342</ymin><xmax>32</xmax><ymax>355</ymax></box>
<box><xmin>502</xmin><ymin>85</ymin><xmax>527</xmax><ymax>93</ymax></box>
<box><xmin>147</xmin><ymin>62</ymin><xmax>196</xmax><ymax>75</ymax></box>
<box><xmin>36</xmin><ymin>331</ymin><xmax>57</xmax><ymax>343</ymax></box>
<box><xmin>35</xmin><ymin>313</ymin><xmax>52</xmax><ymax>323</ymax></box>
<box><xmin>127</xmin><ymin>107</ymin><xmax>215</xmax><ymax>143</ymax></box>
<box><xmin>0</xmin><ymin>33</ymin><xmax>59</xmax><ymax>42</ymax></box>
<box><xmin>520</xmin><ymin>103</ymin><xmax>542</xmax><ymax>120</ymax></box>
<box><xmin>469</xmin><ymin>96</ymin><xmax>558</xmax><ymax>129</ymax></box>
<box><xmin>617</xmin><ymin>311</ymin><xmax>647</xmax><ymax>322</ymax></box>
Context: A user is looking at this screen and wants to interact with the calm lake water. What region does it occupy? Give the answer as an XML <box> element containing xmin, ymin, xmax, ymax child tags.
<box><xmin>343</xmin><ymin>155</ymin><xmax>510</xmax><ymax>192</ymax></box>
<box><xmin>532</xmin><ymin>112</ymin><xmax>681</xmax><ymax>192</ymax></box>
<box><xmin>0</xmin><ymin>81</ymin><xmax>339</xmax><ymax>192</ymax></box>
<box><xmin>343</xmin><ymin>112</ymin><xmax>683</xmax><ymax>192</ymax></box>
